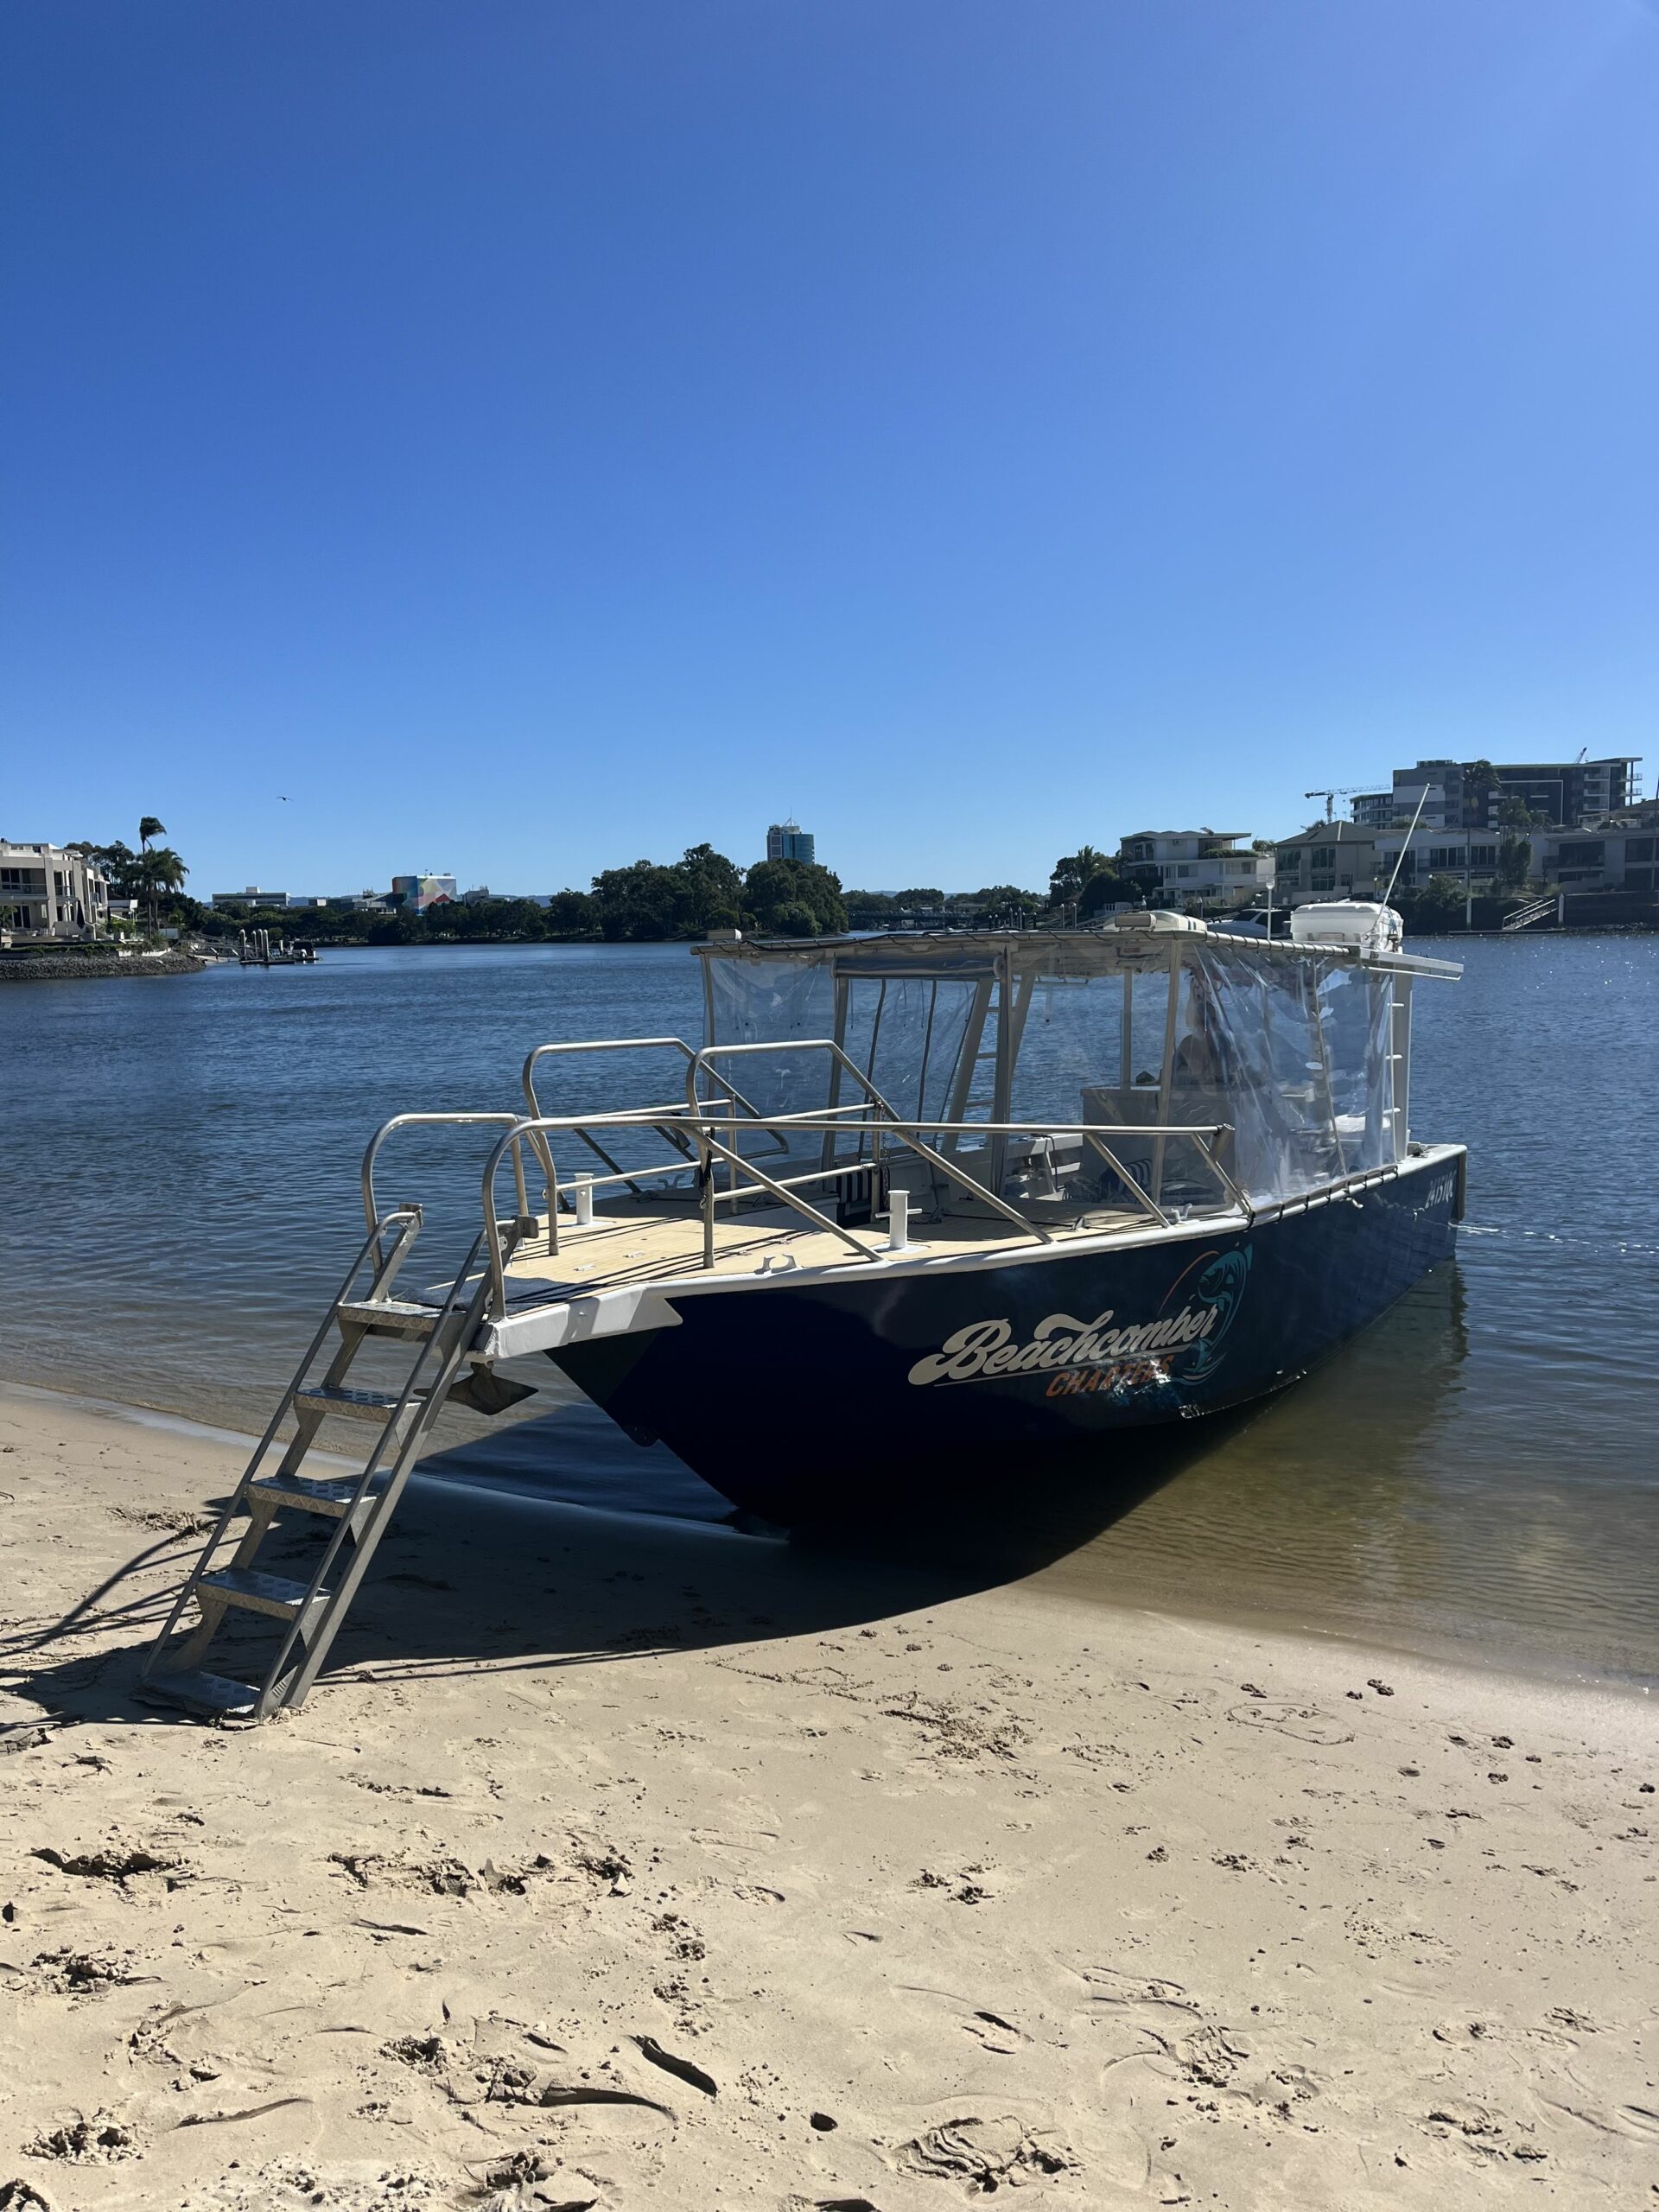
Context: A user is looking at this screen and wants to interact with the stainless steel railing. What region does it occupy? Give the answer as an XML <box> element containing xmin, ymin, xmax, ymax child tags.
<box><xmin>684</xmin><ymin>1037</ymin><xmax>1049</xmax><ymax>1258</ymax></box>
<box><xmin>474</xmin><ymin>1104</ymin><xmax>1242</xmax><ymax>1313</ymax></box>
<box><xmin>359</xmin><ymin>1045</ymin><xmax>1244</xmax><ymax>1320</ymax></box>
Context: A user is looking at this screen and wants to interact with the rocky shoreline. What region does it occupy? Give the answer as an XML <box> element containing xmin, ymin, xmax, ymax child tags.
<box><xmin>0</xmin><ymin>949</ymin><xmax>208</xmax><ymax>982</ymax></box>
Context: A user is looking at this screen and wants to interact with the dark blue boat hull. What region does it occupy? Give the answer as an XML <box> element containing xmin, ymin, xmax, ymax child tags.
<box><xmin>550</xmin><ymin>1148</ymin><xmax>1463</xmax><ymax>1523</ymax></box>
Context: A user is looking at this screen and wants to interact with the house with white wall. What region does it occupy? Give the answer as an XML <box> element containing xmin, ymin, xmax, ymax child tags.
<box><xmin>0</xmin><ymin>840</ymin><xmax>111</xmax><ymax>939</ymax></box>
<box><xmin>1116</xmin><ymin>830</ymin><xmax>1274</xmax><ymax>910</ymax></box>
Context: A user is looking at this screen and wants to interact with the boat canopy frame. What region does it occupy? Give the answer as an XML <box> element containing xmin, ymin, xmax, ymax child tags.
<box><xmin>693</xmin><ymin>922</ymin><xmax>1459</xmax><ymax>1216</ymax></box>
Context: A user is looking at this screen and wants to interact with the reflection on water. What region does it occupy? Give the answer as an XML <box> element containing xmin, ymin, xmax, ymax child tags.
<box><xmin>808</xmin><ymin>1263</ymin><xmax>1471</xmax><ymax>1565</ymax></box>
<box><xmin>3</xmin><ymin>938</ymin><xmax>1656</xmax><ymax>1677</ymax></box>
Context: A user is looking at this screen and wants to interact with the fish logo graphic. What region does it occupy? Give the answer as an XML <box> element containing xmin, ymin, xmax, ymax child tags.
<box><xmin>1175</xmin><ymin>1246</ymin><xmax>1252</xmax><ymax>1382</ymax></box>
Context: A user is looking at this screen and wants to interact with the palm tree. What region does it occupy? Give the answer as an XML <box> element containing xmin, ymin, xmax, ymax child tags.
<box><xmin>1049</xmin><ymin>844</ymin><xmax>1108</xmax><ymax>906</ymax></box>
<box><xmin>137</xmin><ymin>847</ymin><xmax>188</xmax><ymax>937</ymax></box>
<box><xmin>136</xmin><ymin>819</ymin><xmax>171</xmax><ymax>935</ymax></box>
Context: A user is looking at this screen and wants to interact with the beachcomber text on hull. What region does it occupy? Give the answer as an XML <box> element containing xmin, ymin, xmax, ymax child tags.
<box><xmin>139</xmin><ymin>904</ymin><xmax>1464</xmax><ymax>1720</ymax></box>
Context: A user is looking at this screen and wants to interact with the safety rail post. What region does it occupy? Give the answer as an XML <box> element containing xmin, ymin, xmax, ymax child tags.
<box><xmin>362</xmin><ymin>1110</ymin><xmax>531</xmax><ymax>1243</ymax></box>
<box><xmin>685</xmin><ymin>1044</ymin><xmax>1058</xmax><ymax>1246</ymax></box>
<box><xmin>1077</xmin><ymin>1133</ymin><xmax>1171</xmax><ymax>1229</ymax></box>
<box><xmin>1151</xmin><ymin>938</ymin><xmax>1182</xmax><ymax>1206</ymax></box>
<box><xmin>523</xmin><ymin>1038</ymin><xmax>700</xmax><ymax>1213</ymax></box>
<box><xmin>702</xmin><ymin>1122</ymin><xmax>880</xmax><ymax>1262</ymax></box>
<box><xmin>698</xmin><ymin>1110</ymin><xmax>716</xmax><ymax>1268</ymax></box>
<box><xmin>521</xmin><ymin>1039</ymin><xmax>789</xmax><ymax>1220</ymax></box>
<box><xmin>1188</xmin><ymin>1130</ymin><xmax>1252</xmax><ymax>1219</ymax></box>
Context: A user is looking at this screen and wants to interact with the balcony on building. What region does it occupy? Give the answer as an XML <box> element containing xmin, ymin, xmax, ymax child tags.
<box><xmin>1116</xmin><ymin>830</ymin><xmax>1274</xmax><ymax>910</ymax></box>
<box><xmin>1</xmin><ymin>840</ymin><xmax>113</xmax><ymax>941</ymax></box>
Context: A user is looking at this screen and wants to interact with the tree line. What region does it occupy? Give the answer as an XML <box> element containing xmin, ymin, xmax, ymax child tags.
<box><xmin>71</xmin><ymin>828</ymin><xmax>1325</xmax><ymax>945</ymax></box>
<box><xmin>93</xmin><ymin>842</ymin><xmax>864</xmax><ymax>944</ymax></box>
<box><xmin>359</xmin><ymin>849</ymin><xmax>855</xmax><ymax>943</ymax></box>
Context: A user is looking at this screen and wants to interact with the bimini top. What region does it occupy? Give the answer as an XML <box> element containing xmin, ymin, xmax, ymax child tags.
<box><xmin>687</xmin><ymin>909</ymin><xmax>1457</xmax><ymax>1217</ymax></box>
<box><xmin>692</xmin><ymin>911</ymin><xmax>1462</xmax><ymax>982</ymax></box>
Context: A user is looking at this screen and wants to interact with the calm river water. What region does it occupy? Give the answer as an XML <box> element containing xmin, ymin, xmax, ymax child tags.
<box><xmin>3</xmin><ymin>938</ymin><xmax>1655</xmax><ymax>1680</ymax></box>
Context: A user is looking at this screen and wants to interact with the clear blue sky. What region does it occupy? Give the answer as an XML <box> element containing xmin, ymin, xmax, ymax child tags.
<box><xmin>4</xmin><ymin>2</ymin><xmax>1656</xmax><ymax>897</ymax></box>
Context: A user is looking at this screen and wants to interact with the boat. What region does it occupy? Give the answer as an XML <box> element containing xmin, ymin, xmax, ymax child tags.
<box><xmin>140</xmin><ymin>901</ymin><xmax>1465</xmax><ymax>1719</ymax></box>
<box><xmin>237</xmin><ymin>928</ymin><xmax>318</xmax><ymax>966</ymax></box>
<box><xmin>408</xmin><ymin>900</ymin><xmax>1464</xmax><ymax>1523</ymax></box>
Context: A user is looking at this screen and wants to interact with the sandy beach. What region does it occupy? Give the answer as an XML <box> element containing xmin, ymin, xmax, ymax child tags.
<box><xmin>0</xmin><ymin>1383</ymin><xmax>1653</xmax><ymax>2210</ymax></box>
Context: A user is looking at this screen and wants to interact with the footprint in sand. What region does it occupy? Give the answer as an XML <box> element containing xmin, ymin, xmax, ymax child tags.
<box><xmin>895</xmin><ymin>1986</ymin><xmax>1029</xmax><ymax>2054</ymax></box>
<box><xmin>1431</xmin><ymin>2015</ymin><xmax>1576</xmax><ymax>2054</ymax></box>
<box><xmin>1225</xmin><ymin>1700</ymin><xmax>1354</xmax><ymax>1745</ymax></box>
<box><xmin>686</xmin><ymin>1827</ymin><xmax>781</xmax><ymax>1855</ymax></box>
<box><xmin>896</xmin><ymin>2113</ymin><xmax>1074</xmax><ymax>2190</ymax></box>
<box><xmin>1075</xmin><ymin>1965</ymin><xmax>1200</xmax><ymax>2014</ymax></box>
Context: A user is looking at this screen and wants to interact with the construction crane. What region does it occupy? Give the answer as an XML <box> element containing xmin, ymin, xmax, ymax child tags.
<box><xmin>1304</xmin><ymin>785</ymin><xmax>1366</xmax><ymax>822</ymax></box>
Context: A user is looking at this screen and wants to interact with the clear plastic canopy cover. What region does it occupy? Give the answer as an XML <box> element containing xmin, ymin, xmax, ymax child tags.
<box><xmin>702</xmin><ymin>931</ymin><xmax>1403</xmax><ymax>1207</ymax></box>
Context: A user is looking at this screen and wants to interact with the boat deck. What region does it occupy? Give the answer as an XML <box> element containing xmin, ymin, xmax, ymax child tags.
<box><xmin>486</xmin><ymin>1188</ymin><xmax>1161</xmax><ymax>1311</ymax></box>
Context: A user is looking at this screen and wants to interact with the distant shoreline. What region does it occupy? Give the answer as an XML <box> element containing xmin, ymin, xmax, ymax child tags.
<box><xmin>205</xmin><ymin>918</ymin><xmax>1659</xmax><ymax>951</ymax></box>
<box><xmin>1</xmin><ymin>925</ymin><xmax>1651</xmax><ymax>985</ymax></box>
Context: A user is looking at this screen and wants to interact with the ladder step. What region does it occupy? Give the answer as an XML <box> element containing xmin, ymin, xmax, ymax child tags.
<box><xmin>337</xmin><ymin>1298</ymin><xmax>439</xmax><ymax>1338</ymax></box>
<box><xmin>296</xmin><ymin>1384</ymin><xmax>413</xmax><ymax>1423</ymax></box>
<box><xmin>199</xmin><ymin>1567</ymin><xmax>318</xmax><ymax>1620</ymax></box>
<box><xmin>136</xmin><ymin>1668</ymin><xmax>259</xmax><ymax>1719</ymax></box>
<box><xmin>250</xmin><ymin>1471</ymin><xmax>383</xmax><ymax>1518</ymax></box>
<box><xmin>141</xmin><ymin>1212</ymin><xmax>498</xmax><ymax>1724</ymax></box>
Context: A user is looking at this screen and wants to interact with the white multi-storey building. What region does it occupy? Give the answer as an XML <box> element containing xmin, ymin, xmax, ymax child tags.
<box><xmin>1274</xmin><ymin>814</ymin><xmax>1658</xmax><ymax>903</ymax></box>
<box><xmin>1116</xmin><ymin>830</ymin><xmax>1274</xmax><ymax>909</ymax></box>
<box><xmin>0</xmin><ymin>840</ymin><xmax>111</xmax><ymax>939</ymax></box>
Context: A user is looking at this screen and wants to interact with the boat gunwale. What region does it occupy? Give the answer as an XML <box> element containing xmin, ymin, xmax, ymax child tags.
<box><xmin>477</xmin><ymin>1143</ymin><xmax>1463</xmax><ymax>1362</ymax></box>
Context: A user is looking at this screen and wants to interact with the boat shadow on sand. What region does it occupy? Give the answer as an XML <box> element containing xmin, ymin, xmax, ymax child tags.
<box><xmin>7</xmin><ymin>1402</ymin><xmax>1264</xmax><ymax>1731</ymax></box>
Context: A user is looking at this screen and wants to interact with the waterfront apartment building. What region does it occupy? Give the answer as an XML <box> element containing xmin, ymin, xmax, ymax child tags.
<box><xmin>0</xmin><ymin>839</ymin><xmax>111</xmax><ymax>938</ymax></box>
<box><xmin>1543</xmin><ymin>827</ymin><xmax>1659</xmax><ymax>893</ymax></box>
<box><xmin>1116</xmin><ymin>830</ymin><xmax>1274</xmax><ymax>909</ymax></box>
<box><xmin>1349</xmin><ymin>755</ymin><xmax>1642</xmax><ymax>830</ymax></box>
<box><xmin>1274</xmin><ymin>818</ymin><xmax>1657</xmax><ymax>903</ymax></box>
<box><xmin>1272</xmin><ymin>826</ymin><xmax>1384</xmax><ymax>904</ymax></box>
<box><xmin>390</xmin><ymin>872</ymin><xmax>457</xmax><ymax>912</ymax></box>
<box><xmin>766</xmin><ymin>820</ymin><xmax>816</xmax><ymax>864</ymax></box>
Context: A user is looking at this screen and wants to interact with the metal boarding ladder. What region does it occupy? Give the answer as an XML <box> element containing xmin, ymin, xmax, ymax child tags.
<box><xmin>954</xmin><ymin>978</ymin><xmax>1008</xmax><ymax>1120</ymax></box>
<box><xmin>962</xmin><ymin>1040</ymin><xmax>1001</xmax><ymax>1115</ymax></box>
<box><xmin>137</xmin><ymin>1205</ymin><xmax>518</xmax><ymax>1724</ymax></box>
<box><xmin>1501</xmin><ymin>893</ymin><xmax>1557</xmax><ymax>932</ymax></box>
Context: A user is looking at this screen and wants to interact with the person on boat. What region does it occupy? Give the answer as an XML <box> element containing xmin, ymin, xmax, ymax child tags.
<box><xmin>1166</xmin><ymin>963</ymin><xmax>1240</xmax><ymax>1185</ymax></box>
<box><xmin>1171</xmin><ymin>965</ymin><xmax>1236</xmax><ymax>1096</ymax></box>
